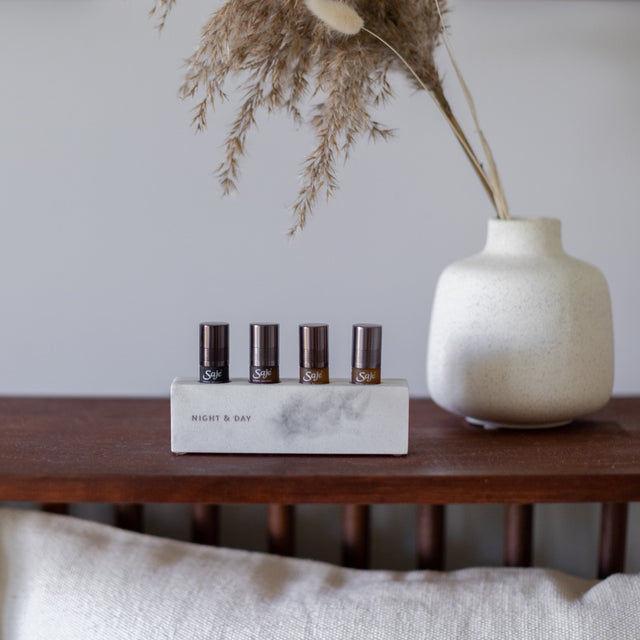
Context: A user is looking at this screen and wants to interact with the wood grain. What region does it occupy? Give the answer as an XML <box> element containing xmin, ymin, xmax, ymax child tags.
<box><xmin>191</xmin><ymin>504</ymin><xmax>219</xmax><ymax>545</ymax></box>
<box><xmin>342</xmin><ymin>504</ymin><xmax>370</xmax><ymax>568</ymax></box>
<box><xmin>504</xmin><ymin>504</ymin><xmax>533</xmax><ymax>567</ymax></box>
<box><xmin>115</xmin><ymin>504</ymin><xmax>144</xmax><ymax>532</ymax></box>
<box><xmin>417</xmin><ymin>504</ymin><xmax>446</xmax><ymax>570</ymax></box>
<box><xmin>598</xmin><ymin>502</ymin><xmax>628</xmax><ymax>578</ymax></box>
<box><xmin>0</xmin><ymin>397</ymin><xmax>639</xmax><ymax>504</ymax></box>
<box><xmin>268</xmin><ymin>504</ymin><xmax>295</xmax><ymax>556</ymax></box>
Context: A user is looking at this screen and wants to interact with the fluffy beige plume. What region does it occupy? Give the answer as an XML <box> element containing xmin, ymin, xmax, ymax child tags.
<box><xmin>304</xmin><ymin>0</ymin><xmax>363</xmax><ymax>36</ymax></box>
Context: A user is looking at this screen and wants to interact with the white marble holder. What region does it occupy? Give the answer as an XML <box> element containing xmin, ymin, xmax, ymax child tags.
<box><xmin>170</xmin><ymin>378</ymin><xmax>409</xmax><ymax>455</ymax></box>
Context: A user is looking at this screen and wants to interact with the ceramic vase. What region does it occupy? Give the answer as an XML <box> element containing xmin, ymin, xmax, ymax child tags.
<box><xmin>426</xmin><ymin>218</ymin><xmax>614</xmax><ymax>429</ymax></box>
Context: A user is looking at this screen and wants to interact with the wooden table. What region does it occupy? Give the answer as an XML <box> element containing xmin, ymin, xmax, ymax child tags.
<box><xmin>0</xmin><ymin>396</ymin><xmax>637</xmax><ymax>574</ymax></box>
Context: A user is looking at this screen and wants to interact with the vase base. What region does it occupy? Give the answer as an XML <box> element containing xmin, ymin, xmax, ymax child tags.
<box><xmin>466</xmin><ymin>417</ymin><xmax>572</xmax><ymax>430</ymax></box>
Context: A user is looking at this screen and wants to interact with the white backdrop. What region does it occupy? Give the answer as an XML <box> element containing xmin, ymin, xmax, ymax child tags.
<box><xmin>1</xmin><ymin>0</ymin><xmax>639</xmax><ymax>575</ymax></box>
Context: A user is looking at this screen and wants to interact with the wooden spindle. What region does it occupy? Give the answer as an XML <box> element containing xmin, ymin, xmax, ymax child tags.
<box><xmin>342</xmin><ymin>504</ymin><xmax>370</xmax><ymax>569</ymax></box>
<box><xmin>40</xmin><ymin>503</ymin><xmax>69</xmax><ymax>515</ymax></box>
<box><xmin>191</xmin><ymin>504</ymin><xmax>219</xmax><ymax>545</ymax></box>
<box><xmin>504</xmin><ymin>504</ymin><xmax>533</xmax><ymax>567</ymax></box>
<box><xmin>598</xmin><ymin>502</ymin><xmax>628</xmax><ymax>578</ymax></box>
<box><xmin>268</xmin><ymin>504</ymin><xmax>295</xmax><ymax>556</ymax></box>
<box><xmin>417</xmin><ymin>504</ymin><xmax>446</xmax><ymax>570</ymax></box>
<box><xmin>115</xmin><ymin>504</ymin><xmax>144</xmax><ymax>532</ymax></box>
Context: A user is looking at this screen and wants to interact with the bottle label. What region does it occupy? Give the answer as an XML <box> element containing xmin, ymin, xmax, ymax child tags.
<box><xmin>200</xmin><ymin>365</ymin><xmax>229</xmax><ymax>384</ymax></box>
<box><xmin>250</xmin><ymin>366</ymin><xmax>280</xmax><ymax>384</ymax></box>
<box><xmin>300</xmin><ymin>367</ymin><xmax>330</xmax><ymax>384</ymax></box>
<box><xmin>351</xmin><ymin>368</ymin><xmax>381</xmax><ymax>385</ymax></box>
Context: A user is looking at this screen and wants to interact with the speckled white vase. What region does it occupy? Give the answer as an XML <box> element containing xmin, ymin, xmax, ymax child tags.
<box><xmin>427</xmin><ymin>218</ymin><xmax>614</xmax><ymax>429</ymax></box>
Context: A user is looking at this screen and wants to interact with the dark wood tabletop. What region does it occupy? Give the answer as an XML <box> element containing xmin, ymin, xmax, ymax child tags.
<box><xmin>0</xmin><ymin>396</ymin><xmax>638</xmax><ymax>504</ymax></box>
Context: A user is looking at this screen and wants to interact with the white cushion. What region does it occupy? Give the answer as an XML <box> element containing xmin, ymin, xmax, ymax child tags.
<box><xmin>0</xmin><ymin>507</ymin><xmax>638</xmax><ymax>639</ymax></box>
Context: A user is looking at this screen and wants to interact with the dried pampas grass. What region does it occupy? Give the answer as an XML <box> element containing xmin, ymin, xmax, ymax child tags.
<box><xmin>149</xmin><ymin>0</ymin><xmax>176</xmax><ymax>33</ymax></box>
<box><xmin>153</xmin><ymin>0</ymin><xmax>509</xmax><ymax>234</ymax></box>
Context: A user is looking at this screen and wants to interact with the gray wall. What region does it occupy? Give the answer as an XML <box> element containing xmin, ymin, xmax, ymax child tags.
<box><xmin>1</xmin><ymin>0</ymin><xmax>638</xmax><ymax>576</ymax></box>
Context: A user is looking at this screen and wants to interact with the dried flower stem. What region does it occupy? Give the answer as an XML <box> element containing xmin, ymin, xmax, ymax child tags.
<box><xmin>361</xmin><ymin>26</ymin><xmax>497</xmax><ymax>211</ymax></box>
<box><xmin>433</xmin><ymin>0</ymin><xmax>509</xmax><ymax>219</ymax></box>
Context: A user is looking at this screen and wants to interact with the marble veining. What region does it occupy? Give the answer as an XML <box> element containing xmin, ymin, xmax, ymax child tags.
<box><xmin>170</xmin><ymin>378</ymin><xmax>408</xmax><ymax>454</ymax></box>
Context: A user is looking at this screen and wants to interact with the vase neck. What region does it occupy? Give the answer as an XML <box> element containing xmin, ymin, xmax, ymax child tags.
<box><xmin>484</xmin><ymin>218</ymin><xmax>564</xmax><ymax>256</ymax></box>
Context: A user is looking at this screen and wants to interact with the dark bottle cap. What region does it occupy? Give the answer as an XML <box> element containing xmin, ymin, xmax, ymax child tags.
<box><xmin>199</xmin><ymin>322</ymin><xmax>229</xmax><ymax>367</ymax></box>
<box><xmin>352</xmin><ymin>324</ymin><xmax>382</xmax><ymax>369</ymax></box>
<box><xmin>250</xmin><ymin>323</ymin><xmax>279</xmax><ymax>367</ymax></box>
<box><xmin>299</xmin><ymin>324</ymin><xmax>329</xmax><ymax>368</ymax></box>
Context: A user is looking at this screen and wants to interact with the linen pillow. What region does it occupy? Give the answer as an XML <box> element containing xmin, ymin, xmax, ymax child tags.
<box><xmin>0</xmin><ymin>507</ymin><xmax>638</xmax><ymax>639</ymax></box>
